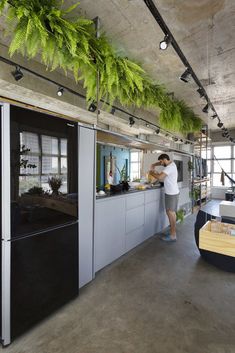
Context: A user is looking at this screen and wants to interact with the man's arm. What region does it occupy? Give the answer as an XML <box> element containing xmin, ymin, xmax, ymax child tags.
<box><xmin>150</xmin><ymin>161</ymin><xmax>161</xmax><ymax>170</ymax></box>
<box><xmin>149</xmin><ymin>170</ymin><xmax>167</xmax><ymax>181</ymax></box>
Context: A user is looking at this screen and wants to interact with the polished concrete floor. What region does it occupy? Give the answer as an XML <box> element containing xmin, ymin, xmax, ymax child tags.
<box><xmin>4</xmin><ymin>200</ymin><xmax>235</xmax><ymax>353</ymax></box>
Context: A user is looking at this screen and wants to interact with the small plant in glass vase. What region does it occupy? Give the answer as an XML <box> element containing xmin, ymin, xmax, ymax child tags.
<box><xmin>48</xmin><ymin>176</ymin><xmax>63</xmax><ymax>196</ymax></box>
<box><xmin>116</xmin><ymin>164</ymin><xmax>130</xmax><ymax>191</ymax></box>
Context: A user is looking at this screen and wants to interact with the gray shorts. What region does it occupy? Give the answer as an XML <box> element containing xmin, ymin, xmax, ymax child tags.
<box><xmin>165</xmin><ymin>193</ymin><xmax>179</xmax><ymax>212</ymax></box>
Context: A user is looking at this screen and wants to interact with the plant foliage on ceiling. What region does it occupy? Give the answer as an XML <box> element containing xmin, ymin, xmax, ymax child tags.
<box><xmin>0</xmin><ymin>0</ymin><xmax>202</xmax><ymax>133</ymax></box>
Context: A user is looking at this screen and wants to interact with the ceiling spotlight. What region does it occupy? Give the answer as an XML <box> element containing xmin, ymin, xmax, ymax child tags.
<box><xmin>11</xmin><ymin>66</ymin><xmax>23</xmax><ymax>81</ymax></box>
<box><xmin>110</xmin><ymin>107</ymin><xmax>116</xmax><ymax>115</ymax></box>
<box><xmin>146</xmin><ymin>123</ymin><xmax>150</xmax><ymax>128</ymax></box>
<box><xmin>57</xmin><ymin>87</ymin><xmax>64</xmax><ymax>97</ymax></box>
<box><xmin>222</xmin><ymin>131</ymin><xmax>229</xmax><ymax>138</ymax></box>
<box><xmin>211</xmin><ymin>113</ymin><xmax>217</xmax><ymax>119</ymax></box>
<box><xmin>229</xmin><ymin>137</ymin><xmax>234</xmax><ymax>142</ymax></box>
<box><xmin>155</xmin><ymin>128</ymin><xmax>160</xmax><ymax>134</ymax></box>
<box><xmin>202</xmin><ymin>103</ymin><xmax>209</xmax><ymax>114</ymax></box>
<box><xmin>129</xmin><ymin>116</ymin><xmax>135</xmax><ymax>127</ymax></box>
<box><xmin>88</xmin><ymin>102</ymin><xmax>97</xmax><ymax>112</ymax></box>
<box><xmin>172</xmin><ymin>137</ymin><xmax>178</xmax><ymax>142</ymax></box>
<box><xmin>197</xmin><ymin>87</ymin><xmax>205</xmax><ymax>98</ymax></box>
<box><xmin>217</xmin><ymin>121</ymin><xmax>223</xmax><ymax>128</ymax></box>
<box><xmin>159</xmin><ymin>34</ymin><xmax>171</xmax><ymax>50</ymax></box>
<box><xmin>179</xmin><ymin>68</ymin><xmax>191</xmax><ymax>83</ymax></box>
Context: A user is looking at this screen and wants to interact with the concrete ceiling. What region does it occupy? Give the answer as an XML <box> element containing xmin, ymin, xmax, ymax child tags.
<box><xmin>76</xmin><ymin>0</ymin><xmax>235</xmax><ymax>133</ymax></box>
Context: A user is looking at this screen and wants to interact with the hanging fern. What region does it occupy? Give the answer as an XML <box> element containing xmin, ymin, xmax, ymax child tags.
<box><xmin>0</xmin><ymin>0</ymin><xmax>202</xmax><ymax>134</ymax></box>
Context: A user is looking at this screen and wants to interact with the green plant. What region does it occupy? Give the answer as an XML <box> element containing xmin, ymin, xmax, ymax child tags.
<box><xmin>190</xmin><ymin>187</ymin><xmax>200</xmax><ymax>202</ymax></box>
<box><xmin>48</xmin><ymin>176</ymin><xmax>63</xmax><ymax>194</ymax></box>
<box><xmin>176</xmin><ymin>209</ymin><xmax>185</xmax><ymax>223</ymax></box>
<box><xmin>20</xmin><ymin>145</ymin><xmax>37</xmax><ymax>169</ymax></box>
<box><xmin>26</xmin><ymin>186</ymin><xmax>45</xmax><ymax>195</ymax></box>
<box><xmin>188</xmin><ymin>160</ymin><xmax>194</xmax><ymax>172</ymax></box>
<box><xmin>0</xmin><ymin>0</ymin><xmax>202</xmax><ymax>134</ymax></box>
<box><xmin>115</xmin><ymin>164</ymin><xmax>129</xmax><ymax>182</ymax></box>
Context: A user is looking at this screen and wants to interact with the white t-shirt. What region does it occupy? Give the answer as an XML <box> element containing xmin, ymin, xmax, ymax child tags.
<box><xmin>163</xmin><ymin>162</ymin><xmax>179</xmax><ymax>195</ymax></box>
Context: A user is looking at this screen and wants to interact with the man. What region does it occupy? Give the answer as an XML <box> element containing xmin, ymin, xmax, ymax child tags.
<box><xmin>149</xmin><ymin>154</ymin><xmax>179</xmax><ymax>242</ymax></box>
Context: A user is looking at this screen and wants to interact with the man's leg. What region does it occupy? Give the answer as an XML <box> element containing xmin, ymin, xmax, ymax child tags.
<box><xmin>166</xmin><ymin>209</ymin><xmax>177</xmax><ymax>238</ymax></box>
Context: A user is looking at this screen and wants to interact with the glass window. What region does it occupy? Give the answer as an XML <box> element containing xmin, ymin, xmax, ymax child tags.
<box><xmin>201</xmin><ymin>148</ymin><xmax>211</xmax><ymax>159</ymax></box>
<box><xmin>213</xmin><ymin>160</ymin><xmax>231</xmax><ymax>173</ymax></box>
<box><xmin>42</xmin><ymin>135</ymin><xmax>58</xmax><ymax>155</ymax></box>
<box><xmin>20</xmin><ymin>155</ymin><xmax>39</xmax><ymax>175</ymax></box>
<box><xmin>207</xmin><ymin>160</ymin><xmax>211</xmax><ymax>173</ymax></box>
<box><xmin>213</xmin><ymin>173</ymin><xmax>233</xmax><ymax>187</ymax></box>
<box><xmin>42</xmin><ymin>156</ymin><xmax>59</xmax><ymax>174</ymax></box>
<box><xmin>19</xmin><ymin>176</ymin><xmax>40</xmax><ymax>195</ymax></box>
<box><xmin>61</xmin><ymin>139</ymin><xmax>67</xmax><ymax>155</ymax></box>
<box><xmin>214</xmin><ymin>146</ymin><xmax>231</xmax><ymax>159</ymax></box>
<box><xmin>61</xmin><ymin>157</ymin><xmax>67</xmax><ymax>174</ymax></box>
<box><xmin>130</xmin><ymin>150</ymin><xmax>141</xmax><ymax>181</ymax></box>
<box><xmin>20</xmin><ymin>132</ymin><xmax>39</xmax><ymax>153</ymax></box>
<box><xmin>130</xmin><ymin>152</ymin><xmax>139</xmax><ymax>162</ymax></box>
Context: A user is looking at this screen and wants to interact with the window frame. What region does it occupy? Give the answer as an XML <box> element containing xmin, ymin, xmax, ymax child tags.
<box><xmin>130</xmin><ymin>150</ymin><xmax>142</xmax><ymax>181</ymax></box>
<box><xmin>19</xmin><ymin>131</ymin><xmax>68</xmax><ymax>191</ymax></box>
<box><xmin>211</xmin><ymin>144</ymin><xmax>234</xmax><ymax>187</ymax></box>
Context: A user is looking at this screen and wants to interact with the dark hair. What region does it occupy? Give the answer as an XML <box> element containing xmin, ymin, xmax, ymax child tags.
<box><xmin>158</xmin><ymin>153</ymin><xmax>170</xmax><ymax>161</ymax></box>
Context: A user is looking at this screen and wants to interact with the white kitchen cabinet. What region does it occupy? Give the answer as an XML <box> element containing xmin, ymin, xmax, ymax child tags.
<box><xmin>95</xmin><ymin>197</ymin><xmax>126</xmax><ymax>272</ymax></box>
<box><xmin>125</xmin><ymin>225</ymin><xmax>145</xmax><ymax>252</ymax></box>
<box><xmin>126</xmin><ymin>192</ymin><xmax>144</xmax><ymax>210</ymax></box>
<box><xmin>126</xmin><ymin>205</ymin><xmax>145</xmax><ymax>234</ymax></box>
<box><xmin>95</xmin><ymin>188</ymin><xmax>169</xmax><ymax>273</ymax></box>
<box><xmin>144</xmin><ymin>201</ymin><xmax>160</xmax><ymax>239</ymax></box>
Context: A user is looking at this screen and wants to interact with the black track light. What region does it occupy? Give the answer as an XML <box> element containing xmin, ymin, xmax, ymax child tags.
<box><xmin>217</xmin><ymin>121</ymin><xmax>223</xmax><ymax>128</ymax></box>
<box><xmin>202</xmin><ymin>103</ymin><xmax>209</xmax><ymax>114</ymax></box>
<box><xmin>211</xmin><ymin>113</ymin><xmax>217</xmax><ymax>119</ymax></box>
<box><xmin>57</xmin><ymin>87</ymin><xmax>64</xmax><ymax>97</ymax></box>
<box><xmin>197</xmin><ymin>87</ymin><xmax>205</xmax><ymax>98</ymax></box>
<box><xmin>11</xmin><ymin>66</ymin><xmax>23</xmax><ymax>81</ymax></box>
<box><xmin>155</xmin><ymin>128</ymin><xmax>160</xmax><ymax>134</ymax></box>
<box><xmin>172</xmin><ymin>137</ymin><xmax>178</xmax><ymax>142</ymax></box>
<box><xmin>229</xmin><ymin>137</ymin><xmax>234</xmax><ymax>142</ymax></box>
<box><xmin>129</xmin><ymin>116</ymin><xmax>135</xmax><ymax>127</ymax></box>
<box><xmin>88</xmin><ymin>102</ymin><xmax>97</xmax><ymax>112</ymax></box>
<box><xmin>222</xmin><ymin>131</ymin><xmax>229</xmax><ymax>137</ymax></box>
<box><xmin>179</xmin><ymin>68</ymin><xmax>191</xmax><ymax>83</ymax></box>
<box><xmin>159</xmin><ymin>34</ymin><xmax>171</xmax><ymax>50</ymax></box>
<box><xmin>110</xmin><ymin>107</ymin><xmax>116</xmax><ymax>115</ymax></box>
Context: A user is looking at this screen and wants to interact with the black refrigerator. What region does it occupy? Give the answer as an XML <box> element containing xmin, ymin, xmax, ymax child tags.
<box><xmin>1</xmin><ymin>104</ymin><xmax>79</xmax><ymax>345</ymax></box>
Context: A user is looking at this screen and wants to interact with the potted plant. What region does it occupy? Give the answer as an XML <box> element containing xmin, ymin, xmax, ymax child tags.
<box><xmin>48</xmin><ymin>176</ymin><xmax>63</xmax><ymax>195</ymax></box>
<box><xmin>176</xmin><ymin>209</ymin><xmax>185</xmax><ymax>223</ymax></box>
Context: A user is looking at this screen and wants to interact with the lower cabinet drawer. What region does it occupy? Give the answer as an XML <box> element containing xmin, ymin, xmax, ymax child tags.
<box><xmin>126</xmin><ymin>193</ymin><xmax>144</xmax><ymax>210</ymax></box>
<box><xmin>125</xmin><ymin>226</ymin><xmax>145</xmax><ymax>252</ymax></box>
<box><xmin>126</xmin><ymin>205</ymin><xmax>145</xmax><ymax>234</ymax></box>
